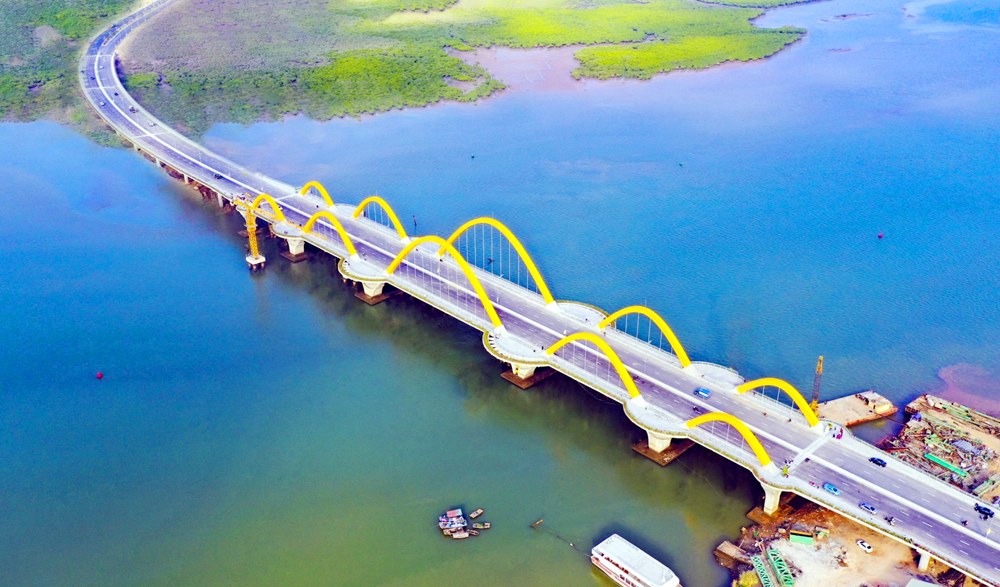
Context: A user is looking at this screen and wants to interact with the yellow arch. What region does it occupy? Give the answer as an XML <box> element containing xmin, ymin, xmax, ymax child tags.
<box><xmin>352</xmin><ymin>196</ymin><xmax>408</xmax><ymax>241</ymax></box>
<box><xmin>598</xmin><ymin>306</ymin><xmax>692</xmax><ymax>368</ymax></box>
<box><xmin>736</xmin><ymin>378</ymin><xmax>820</xmax><ymax>427</ymax></box>
<box><xmin>386</xmin><ymin>235</ymin><xmax>503</xmax><ymax>329</ymax></box>
<box><xmin>546</xmin><ymin>332</ymin><xmax>640</xmax><ymax>399</ymax></box>
<box><xmin>440</xmin><ymin>217</ymin><xmax>555</xmax><ymax>305</ymax></box>
<box><xmin>302</xmin><ymin>211</ymin><xmax>358</xmax><ymax>257</ymax></box>
<box><xmin>300</xmin><ymin>181</ymin><xmax>334</xmax><ymax>207</ymax></box>
<box><xmin>686</xmin><ymin>412</ymin><xmax>773</xmax><ymax>467</ymax></box>
<box><xmin>250</xmin><ymin>193</ymin><xmax>285</xmax><ymax>222</ymax></box>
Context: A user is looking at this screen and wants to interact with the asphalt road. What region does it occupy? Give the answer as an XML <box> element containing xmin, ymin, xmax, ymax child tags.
<box><xmin>80</xmin><ymin>2</ymin><xmax>1000</xmax><ymax>584</ymax></box>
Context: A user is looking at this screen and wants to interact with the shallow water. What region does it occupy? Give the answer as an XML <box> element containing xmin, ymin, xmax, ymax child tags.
<box><xmin>2</xmin><ymin>0</ymin><xmax>999</xmax><ymax>585</ymax></box>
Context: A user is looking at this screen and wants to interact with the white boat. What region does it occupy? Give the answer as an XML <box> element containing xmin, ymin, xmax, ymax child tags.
<box><xmin>591</xmin><ymin>534</ymin><xmax>681</xmax><ymax>587</ymax></box>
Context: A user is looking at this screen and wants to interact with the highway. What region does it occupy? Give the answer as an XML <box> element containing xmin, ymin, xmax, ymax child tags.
<box><xmin>81</xmin><ymin>2</ymin><xmax>999</xmax><ymax>584</ymax></box>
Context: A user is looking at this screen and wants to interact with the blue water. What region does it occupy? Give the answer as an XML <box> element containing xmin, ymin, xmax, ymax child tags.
<box><xmin>206</xmin><ymin>0</ymin><xmax>1000</xmax><ymax>416</ymax></box>
<box><xmin>2</xmin><ymin>0</ymin><xmax>1000</xmax><ymax>585</ymax></box>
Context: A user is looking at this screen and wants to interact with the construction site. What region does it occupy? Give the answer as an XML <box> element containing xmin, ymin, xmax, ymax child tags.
<box><xmin>879</xmin><ymin>395</ymin><xmax>1000</xmax><ymax>503</ymax></box>
<box><xmin>714</xmin><ymin>498</ymin><xmax>984</xmax><ymax>587</ymax></box>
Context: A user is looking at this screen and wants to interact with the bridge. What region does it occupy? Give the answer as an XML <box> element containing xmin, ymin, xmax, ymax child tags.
<box><xmin>82</xmin><ymin>2</ymin><xmax>999</xmax><ymax>585</ymax></box>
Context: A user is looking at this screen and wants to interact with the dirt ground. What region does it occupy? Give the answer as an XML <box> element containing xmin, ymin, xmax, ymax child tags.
<box><xmin>732</xmin><ymin>503</ymin><xmax>927</xmax><ymax>587</ymax></box>
<box><xmin>776</xmin><ymin>522</ymin><xmax>917</xmax><ymax>587</ymax></box>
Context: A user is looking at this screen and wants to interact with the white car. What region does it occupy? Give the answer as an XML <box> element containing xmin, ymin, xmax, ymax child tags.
<box><xmin>856</xmin><ymin>539</ymin><xmax>873</xmax><ymax>553</ymax></box>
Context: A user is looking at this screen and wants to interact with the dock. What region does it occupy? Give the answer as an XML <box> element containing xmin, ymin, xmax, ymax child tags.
<box><xmin>818</xmin><ymin>390</ymin><xmax>898</xmax><ymax>427</ymax></box>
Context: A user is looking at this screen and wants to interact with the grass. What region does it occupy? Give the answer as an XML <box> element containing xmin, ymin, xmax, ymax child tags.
<box><xmin>119</xmin><ymin>0</ymin><xmax>806</xmax><ymax>135</ymax></box>
<box><xmin>573</xmin><ymin>30</ymin><xmax>803</xmax><ymax>79</ymax></box>
<box><xmin>0</xmin><ymin>0</ymin><xmax>134</xmax><ymax>139</ymax></box>
<box><xmin>0</xmin><ymin>0</ymin><xmax>810</xmax><ymax>138</ymax></box>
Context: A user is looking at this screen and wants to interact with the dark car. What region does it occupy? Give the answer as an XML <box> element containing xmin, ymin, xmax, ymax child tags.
<box><xmin>975</xmin><ymin>504</ymin><xmax>995</xmax><ymax>518</ymax></box>
<box><xmin>213</xmin><ymin>173</ymin><xmax>224</xmax><ymax>180</ymax></box>
<box><xmin>869</xmin><ymin>457</ymin><xmax>887</xmax><ymax>467</ymax></box>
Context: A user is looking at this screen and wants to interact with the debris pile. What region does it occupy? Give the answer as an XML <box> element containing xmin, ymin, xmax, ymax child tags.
<box><xmin>879</xmin><ymin>395</ymin><xmax>1000</xmax><ymax>502</ymax></box>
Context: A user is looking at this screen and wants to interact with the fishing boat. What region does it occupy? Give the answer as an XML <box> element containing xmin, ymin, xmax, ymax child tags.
<box><xmin>468</xmin><ymin>529</ymin><xmax>480</xmax><ymax>537</ymax></box>
<box><xmin>469</xmin><ymin>508</ymin><xmax>484</xmax><ymax>519</ymax></box>
<box><xmin>451</xmin><ymin>531</ymin><xmax>470</xmax><ymax>540</ymax></box>
<box><xmin>472</xmin><ymin>522</ymin><xmax>490</xmax><ymax>530</ymax></box>
<box><xmin>591</xmin><ymin>534</ymin><xmax>681</xmax><ymax>587</ymax></box>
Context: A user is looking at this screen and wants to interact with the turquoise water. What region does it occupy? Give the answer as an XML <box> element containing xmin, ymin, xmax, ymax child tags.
<box><xmin>3</xmin><ymin>0</ymin><xmax>1000</xmax><ymax>585</ymax></box>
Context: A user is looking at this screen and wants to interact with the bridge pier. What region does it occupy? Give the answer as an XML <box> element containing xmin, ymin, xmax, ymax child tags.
<box><xmin>916</xmin><ymin>549</ymin><xmax>932</xmax><ymax>571</ymax></box>
<box><xmin>646</xmin><ymin>430</ymin><xmax>677</xmax><ymax>452</ymax></box>
<box><xmin>355</xmin><ymin>280</ymin><xmax>393</xmax><ymax>305</ymax></box>
<box><xmin>762</xmin><ymin>484</ymin><xmax>782</xmax><ymax>516</ymax></box>
<box><xmin>280</xmin><ymin>237</ymin><xmax>308</xmax><ymax>263</ymax></box>
<box><xmin>500</xmin><ymin>362</ymin><xmax>554</xmax><ymax>389</ymax></box>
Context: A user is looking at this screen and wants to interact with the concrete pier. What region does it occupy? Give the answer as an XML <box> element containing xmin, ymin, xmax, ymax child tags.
<box><xmin>632</xmin><ymin>437</ymin><xmax>695</xmax><ymax>466</ymax></box>
<box><xmin>501</xmin><ymin>366</ymin><xmax>554</xmax><ymax>389</ymax></box>
<box><xmin>355</xmin><ymin>281</ymin><xmax>395</xmax><ymax>305</ymax></box>
<box><xmin>917</xmin><ymin>549</ymin><xmax>932</xmax><ymax>571</ymax></box>
<box><xmin>762</xmin><ymin>484</ymin><xmax>782</xmax><ymax>516</ymax></box>
<box><xmin>280</xmin><ymin>237</ymin><xmax>308</xmax><ymax>262</ymax></box>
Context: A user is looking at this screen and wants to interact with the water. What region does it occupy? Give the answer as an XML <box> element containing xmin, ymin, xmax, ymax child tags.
<box><xmin>2</xmin><ymin>0</ymin><xmax>999</xmax><ymax>585</ymax></box>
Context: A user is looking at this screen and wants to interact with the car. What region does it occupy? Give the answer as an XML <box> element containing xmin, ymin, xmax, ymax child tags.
<box><xmin>694</xmin><ymin>387</ymin><xmax>711</xmax><ymax>398</ymax></box>
<box><xmin>860</xmin><ymin>502</ymin><xmax>877</xmax><ymax>515</ymax></box>
<box><xmin>149</xmin><ymin>121</ymin><xmax>156</xmax><ymax>127</ymax></box>
<box><xmin>99</xmin><ymin>101</ymin><xmax>105</xmax><ymax>106</ymax></box>
<box><xmin>213</xmin><ymin>173</ymin><xmax>223</xmax><ymax>180</ymax></box>
<box><xmin>823</xmin><ymin>483</ymin><xmax>841</xmax><ymax>495</ymax></box>
<box><xmin>869</xmin><ymin>457</ymin><xmax>887</xmax><ymax>467</ymax></box>
<box><xmin>856</xmin><ymin>539</ymin><xmax>873</xmax><ymax>553</ymax></box>
<box><xmin>975</xmin><ymin>504</ymin><xmax>995</xmax><ymax>518</ymax></box>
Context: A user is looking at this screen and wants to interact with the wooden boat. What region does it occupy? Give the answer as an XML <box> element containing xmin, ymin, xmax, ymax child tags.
<box><xmin>468</xmin><ymin>529</ymin><xmax>480</xmax><ymax>537</ymax></box>
<box><xmin>469</xmin><ymin>508</ymin><xmax>484</xmax><ymax>519</ymax></box>
<box><xmin>472</xmin><ymin>522</ymin><xmax>490</xmax><ymax>530</ymax></box>
<box><xmin>451</xmin><ymin>531</ymin><xmax>470</xmax><ymax>539</ymax></box>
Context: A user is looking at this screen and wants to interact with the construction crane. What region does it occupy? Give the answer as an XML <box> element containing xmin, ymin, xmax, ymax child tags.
<box><xmin>810</xmin><ymin>356</ymin><xmax>824</xmax><ymax>412</ymax></box>
<box><xmin>236</xmin><ymin>195</ymin><xmax>265</xmax><ymax>271</ymax></box>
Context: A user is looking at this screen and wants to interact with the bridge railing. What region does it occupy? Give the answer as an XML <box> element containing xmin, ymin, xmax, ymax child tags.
<box><xmin>741</xmin><ymin>390</ymin><xmax>810</xmax><ymax>427</ymax></box>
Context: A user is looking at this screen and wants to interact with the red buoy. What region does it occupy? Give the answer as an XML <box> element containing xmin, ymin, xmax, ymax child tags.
<box><xmin>96</xmin><ymin>372</ymin><xmax>104</xmax><ymax>379</ymax></box>
<box><xmin>878</xmin><ymin>233</ymin><xmax>883</xmax><ymax>239</ymax></box>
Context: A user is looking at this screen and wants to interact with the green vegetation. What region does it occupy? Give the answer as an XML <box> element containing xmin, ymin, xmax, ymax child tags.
<box><xmin>0</xmin><ymin>0</ymin><xmax>133</xmax><ymax>137</ymax></box>
<box><xmin>124</xmin><ymin>48</ymin><xmax>504</xmax><ymax>130</ymax></box>
<box><xmin>120</xmin><ymin>0</ymin><xmax>805</xmax><ymax>135</ymax></box>
<box><xmin>0</xmin><ymin>0</ymin><xmax>809</xmax><ymax>138</ymax></box>
<box><xmin>574</xmin><ymin>31</ymin><xmax>802</xmax><ymax>79</ymax></box>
